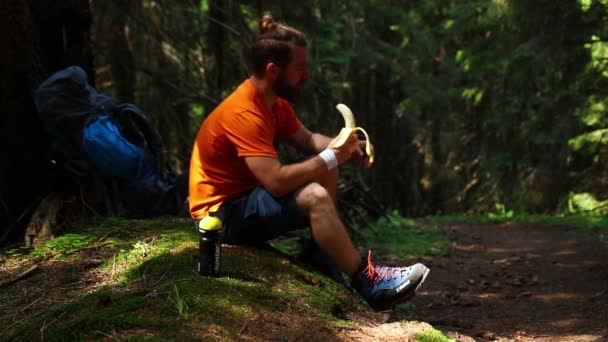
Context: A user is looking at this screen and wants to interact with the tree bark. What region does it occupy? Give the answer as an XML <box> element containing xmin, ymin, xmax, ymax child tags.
<box><xmin>0</xmin><ymin>0</ymin><xmax>93</xmax><ymax>247</ymax></box>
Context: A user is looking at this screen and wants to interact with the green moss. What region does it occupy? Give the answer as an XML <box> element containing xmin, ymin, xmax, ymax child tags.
<box><xmin>416</xmin><ymin>327</ymin><xmax>457</xmax><ymax>342</ymax></box>
<box><xmin>5</xmin><ymin>289</ymin><xmax>160</xmax><ymax>341</ymax></box>
<box><xmin>0</xmin><ymin>216</ymin><xmax>452</xmax><ymax>340</ymax></box>
<box><xmin>31</xmin><ymin>233</ymin><xmax>95</xmax><ymax>258</ymax></box>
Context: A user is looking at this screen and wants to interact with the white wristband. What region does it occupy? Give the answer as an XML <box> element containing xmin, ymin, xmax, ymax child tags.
<box><xmin>318</xmin><ymin>148</ymin><xmax>338</xmax><ymax>170</ymax></box>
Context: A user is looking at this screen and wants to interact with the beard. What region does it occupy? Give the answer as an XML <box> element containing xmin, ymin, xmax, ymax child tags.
<box><xmin>273</xmin><ymin>76</ymin><xmax>302</xmax><ymax>103</ymax></box>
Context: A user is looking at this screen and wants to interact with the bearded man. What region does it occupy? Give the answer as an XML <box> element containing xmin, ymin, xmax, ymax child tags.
<box><xmin>189</xmin><ymin>14</ymin><xmax>429</xmax><ymax>311</ymax></box>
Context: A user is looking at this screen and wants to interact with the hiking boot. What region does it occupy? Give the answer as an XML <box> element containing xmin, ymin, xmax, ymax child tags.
<box><xmin>351</xmin><ymin>251</ymin><xmax>430</xmax><ymax>311</ymax></box>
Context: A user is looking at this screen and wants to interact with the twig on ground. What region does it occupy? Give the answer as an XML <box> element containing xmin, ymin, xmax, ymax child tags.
<box><xmin>111</xmin><ymin>253</ymin><xmax>117</xmax><ymax>280</ymax></box>
<box><xmin>156</xmin><ymin>278</ymin><xmax>194</xmax><ymax>289</ymax></box>
<box><xmin>0</xmin><ymin>265</ymin><xmax>38</xmax><ymax>288</ymax></box>
<box><xmin>95</xmin><ymin>329</ymin><xmax>118</xmax><ymax>340</ymax></box>
<box><xmin>19</xmin><ymin>295</ymin><xmax>44</xmax><ymax>314</ymax></box>
<box><xmin>0</xmin><ymin>311</ymin><xmax>44</xmax><ymax>337</ymax></box>
<box><xmin>40</xmin><ymin>311</ymin><xmax>66</xmax><ymax>340</ymax></box>
<box><xmin>97</xmin><ymin>229</ymin><xmax>119</xmax><ymax>243</ymax></box>
<box><xmin>67</xmin><ymin>241</ymin><xmax>113</xmax><ymax>255</ymax></box>
<box><xmin>152</xmin><ymin>270</ymin><xmax>169</xmax><ymax>287</ymax></box>
<box><xmin>239</xmin><ymin>320</ymin><xmax>249</xmax><ymax>334</ymax></box>
<box><xmin>61</xmin><ymin>280</ymin><xmax>89</xmax><ymax>290</ymax></box>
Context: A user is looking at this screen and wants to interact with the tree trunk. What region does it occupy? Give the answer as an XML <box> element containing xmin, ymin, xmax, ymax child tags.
<box><xmin>207</xmin><ymin>0</ymin><xmax>227</xmax><ymax>99</ymax></box>
<box><xmin>0</xmin><ymin>0</ymin><xmax>93</xmax><ymax>247</ymax></box>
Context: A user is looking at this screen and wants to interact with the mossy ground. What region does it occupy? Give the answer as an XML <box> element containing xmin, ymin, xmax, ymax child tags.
<box><xmin>0</xmin><ymin>216</ymin><xmax>453</xmax><ymax>341</ymax></box>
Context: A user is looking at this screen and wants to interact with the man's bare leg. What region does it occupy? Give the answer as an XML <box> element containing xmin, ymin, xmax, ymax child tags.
<box><xmin>295</xmin><ymin>177</ymin><xmax>430</xmax><ymax>312</ymax></box>
<box><xmin>295</xmin><ymin>182</ymin><xmax>360</xmax><ymax>276</ymax></box>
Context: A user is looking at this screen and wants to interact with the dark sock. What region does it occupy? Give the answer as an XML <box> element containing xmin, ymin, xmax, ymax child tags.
<box><xmin>298</xmin><ymin>238</ymin><xmax>353</xmax><ymax>291</ymax></box>
<box><xmin>349</xmin><ymin>256</ymin><xmax>370</xmax><ymax>291</ymax></box>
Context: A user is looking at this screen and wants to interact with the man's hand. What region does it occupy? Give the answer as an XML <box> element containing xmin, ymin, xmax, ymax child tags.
<box><xmin>331</xmin><ymin>132</ymin><xmax>359</xmax><ymax>165</ymax></box>
<box><xmin>353</xmin><ymin>140</ymin><xmax>372</xmax><ymax>168</ymax></box>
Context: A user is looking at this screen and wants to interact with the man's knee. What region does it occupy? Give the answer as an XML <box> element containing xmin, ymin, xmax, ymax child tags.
<box><xmin>296</xmin><ymin>182</ymin><xmax>333</xmax><ymax>212</ymax></box>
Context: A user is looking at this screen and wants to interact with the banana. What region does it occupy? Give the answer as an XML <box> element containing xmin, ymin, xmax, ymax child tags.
<box><xmin>327</xmin><ymin>103</ymin><xmax>375</xmax><ymax>165</ymax></box>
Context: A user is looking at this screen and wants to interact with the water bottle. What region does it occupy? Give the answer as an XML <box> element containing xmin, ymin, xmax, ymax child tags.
<box><xmin>197</xmin><ymin>215</ymin><xmax>223</xmax><ymax>276</ymax></box>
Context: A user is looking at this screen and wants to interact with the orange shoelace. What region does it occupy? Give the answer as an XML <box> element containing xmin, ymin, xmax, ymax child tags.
<box><xmin>365</xmin><ymin>250</ymin><xmax>408</xmax><ymax>285</ymax></box>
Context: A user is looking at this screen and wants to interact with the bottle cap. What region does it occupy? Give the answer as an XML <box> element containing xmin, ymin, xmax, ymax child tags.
<box><xmin>198</xmin><ymin>215</ymin><xmax>223</xmax><ymax>232</ymax></box>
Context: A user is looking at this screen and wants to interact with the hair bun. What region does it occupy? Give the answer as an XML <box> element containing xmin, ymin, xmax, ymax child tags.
<box><xmin>260</xmin><ymin>14</ymin><xmax>276</xmax><ymax>34</ymax></box>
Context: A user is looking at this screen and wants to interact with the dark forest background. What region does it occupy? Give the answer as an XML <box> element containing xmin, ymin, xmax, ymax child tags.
<box><xmin>2</xmin><ymin>0</ymin><xmax>608</xmax><ymax>244</ymax></box>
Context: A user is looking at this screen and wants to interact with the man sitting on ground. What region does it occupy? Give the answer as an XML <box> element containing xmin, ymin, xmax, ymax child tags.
<box><xmin>189</xmin><ymin>13</ymin><xmax>429</xmax><ymax>311</ymax></box>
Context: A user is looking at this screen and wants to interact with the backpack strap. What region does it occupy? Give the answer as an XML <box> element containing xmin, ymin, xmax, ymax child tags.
<box><xmin>110</xmin><ymin>103</ymin><xmax>167</xmax><ymax>178</ymax></box>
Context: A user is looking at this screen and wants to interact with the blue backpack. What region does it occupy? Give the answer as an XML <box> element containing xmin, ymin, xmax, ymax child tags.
<box><xmin>34</xmin><ymin>66</ymin><xmax>183</xmax><ymax>217</ymax></box>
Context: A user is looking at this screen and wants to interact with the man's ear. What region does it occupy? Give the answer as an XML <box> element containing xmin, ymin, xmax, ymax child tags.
<box><xmin>266</xmin><ymin>62</ymin><xmax>280</xmax><ymax>81</ymax></box>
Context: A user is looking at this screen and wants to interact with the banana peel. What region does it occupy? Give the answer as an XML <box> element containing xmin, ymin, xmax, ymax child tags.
<box><xmin>328</xmin><ymin>103</ymin><xmax>374</xmax><ymax>165</ymax></box>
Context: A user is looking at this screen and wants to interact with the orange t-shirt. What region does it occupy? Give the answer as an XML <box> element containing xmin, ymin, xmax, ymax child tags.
<box><xmin>189</xmin><ymin>79</ymin><xmax>302</xmax><ymax>219</ymax></box>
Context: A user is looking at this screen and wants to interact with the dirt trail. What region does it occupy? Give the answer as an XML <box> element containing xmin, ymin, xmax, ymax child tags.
<box><xmin>397</xmin><ymin>222</ymin><xmax>608</xmax><ymax>341</ymax></box>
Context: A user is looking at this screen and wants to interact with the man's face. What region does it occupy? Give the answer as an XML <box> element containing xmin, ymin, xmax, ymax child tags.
<box><xmin>273</xmin><ymin>45</ymin><xmax>309</xmax><ymax>102</ymax></box>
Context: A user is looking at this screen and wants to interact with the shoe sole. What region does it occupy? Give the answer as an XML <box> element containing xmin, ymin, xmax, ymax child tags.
<box><xmin>385</xmin><ymin>266</ymin><xmax>430</xmax><ymax>311</ymax></box>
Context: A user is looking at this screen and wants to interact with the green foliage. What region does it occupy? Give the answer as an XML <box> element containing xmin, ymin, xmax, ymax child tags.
<box><xmin>31</xmin><ymin>233</ymin><xmax>94</xmax><ymax>258</ymax></box>
<box><xmin>91</xmin><ymin>0</ymin><xmax>608</xmax><ymax>216</ymax></box>
<box><xmin>488</xmin><ymin>203</ymin><xmax>514</xmax><ymax>220</ymax></box>
<box><xmin>169</xmin><ymin>284</ymin><xmax>190</xmax><ymax>318</ymax></box>
<box><xmin>199</xmin><ymin>0</ymin><xmax>208</xmax><ymax>12</ymax></box>
<box><xmin>567</xmin><ymin>192</ymin><xmax>608</xmax><ymax>214</ymax></box>
<box><xmin>569</xmin><ymin>129</ymin><xmax>608</xmax><ymax>151</ymax></box>
<box><xmin>270</xmin><ymin>233</ymin><xmax>306</xmax><ymax>256</ymax></box>
<box><xmin>586</xmin><ymin>35</ymin><xmax>608</xmax><ymax>77</ymax></box>
<box><xmin>356</xmin><ymin>210</ymin><xmax>451</xmax><ymax>258</ymax></box>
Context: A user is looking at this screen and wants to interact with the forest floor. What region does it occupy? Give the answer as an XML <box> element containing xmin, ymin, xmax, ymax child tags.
<box><xmin>0</xmin><ymin>217</ymin><xmax>606</xmax><ymax>341</ymax></box>
<box><xmin>378</xmin><ymin>220</ymin><xmax>608</xmax><ymax>342</ymax></box>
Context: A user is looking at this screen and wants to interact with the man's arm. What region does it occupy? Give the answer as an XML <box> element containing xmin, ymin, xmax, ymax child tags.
<box><xmin>287</xmin><ymin>125</ymin><xmax>371</xmax><ymax>168</ymax></box>
<box><xmin>245</xmin><ymin>131</ymin><xmax>359</xmax><ymax>197</ymax></box>
<box><xmin>285</xmin><ymin>125</ymin><xmax>332</xmax><ymax>154</ymax></box>
<box><xmin>244</xmin><ymin>156</ymin><xmax>327</xmax><ymax>198</ymax></box>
